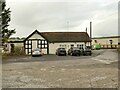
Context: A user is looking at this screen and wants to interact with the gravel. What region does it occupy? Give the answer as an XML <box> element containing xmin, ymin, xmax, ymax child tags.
<box><xmin>2</xmin><ymin>49</ymin><xmax>118</xmax><ymax>88</ymax></box>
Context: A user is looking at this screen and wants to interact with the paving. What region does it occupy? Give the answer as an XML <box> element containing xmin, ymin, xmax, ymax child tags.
<box><xmin>2</xmin><ymin>49</ymin><xmax>119</xmax><ymax>88</ymax></box>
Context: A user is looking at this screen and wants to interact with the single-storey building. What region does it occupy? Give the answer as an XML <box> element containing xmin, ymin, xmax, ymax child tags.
<box><xmin>5</xmin><ymin>30</ymin><xmax>119</xmax><ymax>54</ymax></box>
<box><xmin>24</xmin><ymin>30</ymin><xmax>91</xmax><ymax>55</ymax></box>
<box><xmin>3</xmin><ymin>40</ymin><xmax>24</xmax><ymax>53</ymax></box>
<box><xmin>92</xmin><ymin>36</ymin><xmax>120</xmax><ymax>49</ymax></box>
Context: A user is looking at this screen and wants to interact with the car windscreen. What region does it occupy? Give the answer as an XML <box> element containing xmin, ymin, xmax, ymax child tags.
<box><xmin>34</xmin><ymin>48</ymin><xmax>41</xmax><ymax>51</ymax></box>
<box><xmin>72</xmin><ymin>47</ymin><xmax>80</xmax><ymax>50</ymax></box>
<box><xmin>58</xmin><ymin>48</ymin><xmax>65</xmax><ymax>50</ymax></box>
<box><xmin>85</xmin><ymin>46</ymin><xmax>91</xmax><ymax>49</ymax></box>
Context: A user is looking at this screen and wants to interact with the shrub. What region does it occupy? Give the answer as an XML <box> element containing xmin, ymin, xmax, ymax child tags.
<box><xmin>117</xmin><ymin>48</ymin><xmax>120</xmax><ymax>53</ymax></box>
<box><xmin>13</xmin><ymin>46</ymin><xmax>25</xmax><ymax>55</ymax></box>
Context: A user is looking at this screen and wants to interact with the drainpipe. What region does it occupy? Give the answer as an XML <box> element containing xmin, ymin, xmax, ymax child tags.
<box><xmin>85</xmin><ymin>27</ymin><xmax>87</xmax><ymax>47</ymax></box>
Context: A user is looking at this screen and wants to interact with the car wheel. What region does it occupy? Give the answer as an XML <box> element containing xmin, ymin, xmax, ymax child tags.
<box><xmin>89</xmin><ymin>53</ymin><xmax>91</xmax><ymax>56</ymax></box>
<box><xmin>58</xmin><ymin>53</ymin><xmax>60</xmax><ymax>56</ymax></box>
<box><xmin>71</xmin><ymin>53</ymin><xmax>73</xmax><ymax>56</ymax></box>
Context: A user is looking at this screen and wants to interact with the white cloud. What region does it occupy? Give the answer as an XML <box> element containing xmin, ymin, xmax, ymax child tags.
<box><xmin>6</xmin><ymin>0</ymin><xmax>119</xmax><ymax>37</ymax></box>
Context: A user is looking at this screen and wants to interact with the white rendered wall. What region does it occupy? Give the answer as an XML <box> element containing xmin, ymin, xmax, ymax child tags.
<box><xmin>49</xmin><ymin>42</ymin><xmax>89</xmax><ymax>54</ymax></box>
<box><xmin>29</xmin><ymin>33</ymin><xmax>45</xmax><ymax>40</ymax></box>
<box><xmin>42</xmin><ymin>49</ymin><xmax>47</xmax><ymax>54</ymax></box>
<box><xmin>92</xmin><ymin>38</ymin><xmax>119</xmax><ymax>45</ymax></box>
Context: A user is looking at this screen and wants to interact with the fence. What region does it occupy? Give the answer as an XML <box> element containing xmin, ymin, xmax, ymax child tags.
<box><xmin>100</xmin><ymin>44</ymin><xmax>119</xmax><ymax>49</ymax></box>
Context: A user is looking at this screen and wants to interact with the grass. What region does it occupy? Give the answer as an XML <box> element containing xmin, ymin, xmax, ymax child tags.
<box><xmin>117</xmin><ymin>48</ymin><xmax>120</xmax><ymax>53</ymax></box>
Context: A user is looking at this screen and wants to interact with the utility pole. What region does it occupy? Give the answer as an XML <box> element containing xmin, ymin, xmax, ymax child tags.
<box><xmin>90</xmin><ymin>22</ymin><xmax>92</xmax><ymax>48</ymax></box>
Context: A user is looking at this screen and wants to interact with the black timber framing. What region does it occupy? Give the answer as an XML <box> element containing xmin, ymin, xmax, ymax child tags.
<box><xmin>37</xmin><ymin>39</ymin><xmax>47</xmax><ymax>49</ymax></box>
<box><xmin>23</xmin><ymin>30</ymin><xmax>49</xmax><ymax>55</ymax></box>
<box><xmin>24</xmin><ymin>39</ymin><xmax>48</xmax><ymax>55</ymax></box>
<box><xmin>47</xmin><ymin>41</ymin><xmax>49</xmax><ymax>54</ymax></box>
<box><xmin>24</xmin><ymin>30</ymin><xmax>49</xmax><ymax>42</ymax></box>
<box><xmin>24</xmin><ymin>40</ymin><xmax>32</xmax><ymax>55</ymax></box>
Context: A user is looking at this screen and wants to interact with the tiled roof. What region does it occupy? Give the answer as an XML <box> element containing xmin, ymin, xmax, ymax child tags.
<box><xmin>41</xmin><ymin>32</ymin><xmax>91</xmax><ymax>43</ymax></box>
<box><xmin>24</xmin><ymin>30</ymin><xmax>91</xmax><ymax>43</ymax></box>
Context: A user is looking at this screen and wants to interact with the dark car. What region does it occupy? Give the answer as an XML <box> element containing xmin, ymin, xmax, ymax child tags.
<box><xmin>82</xmin><ymin>46</ymin><xmax>92</xmax><ymax>56</ymax></box>
<box><xmin>56</xmin><ymin>48</ymin><xmax>67</xmax><ymax>56</ymax></box>
<box><xmin>68</xmin><ymin>47</ymin><xmax>81</xmax><ymax>56</ymax></box>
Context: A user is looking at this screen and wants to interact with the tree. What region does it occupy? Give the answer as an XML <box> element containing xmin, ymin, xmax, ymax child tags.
<box><xmin>1</xmin><ymin>0</ymin><xmax>16</xmax><ymax>43</ymax></box>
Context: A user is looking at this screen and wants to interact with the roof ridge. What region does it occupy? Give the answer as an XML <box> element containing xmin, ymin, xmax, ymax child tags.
<box><xmin>41</xmin><ymin>32</ymin><xmax>87</xmax><ymax>34</ymax></box>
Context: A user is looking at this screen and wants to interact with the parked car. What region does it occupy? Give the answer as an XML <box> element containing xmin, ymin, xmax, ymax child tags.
<box><xmin>32</xmin><ymin>48</ymin><xmax>42</xmax><ymax>57</ymax></box>
<box><xmin>68</xmin><ymin>47</ymin><xmax>81</xmax><ymax>56</ymax></box>
<box><xmin>82</xmin><ymin>46</ymin><xmax>92</xmax><ymax>56</ymax></box>
<box><xmin>92</xmin><ymin>44</ymin><xmax>101</xmax><ymax>50</ymax></box>
<box><xmin>56</xmin><ymin>48</ymin><xmax>67</xmax><ymax>56</ymax></box>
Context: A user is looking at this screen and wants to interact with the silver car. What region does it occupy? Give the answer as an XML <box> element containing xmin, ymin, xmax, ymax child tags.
<box><xmin>32</xmin><ymin>48</ymin><xmax>42</xmax><ymax>57</ymax></box>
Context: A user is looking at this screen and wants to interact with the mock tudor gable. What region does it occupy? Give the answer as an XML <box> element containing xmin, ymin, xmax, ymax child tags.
<box><xmin>24</xmin><ymin>30</ymin><xmax>49</xmax><ymax>55</ymax></box>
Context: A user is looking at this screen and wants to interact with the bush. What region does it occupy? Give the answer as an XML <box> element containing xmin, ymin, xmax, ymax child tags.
<box><xmin>117</xmin><ymin>48</ymin><xmax>120</xmax><ymax>53</ymax></box>
<box><xmin>13</xmin><ymin>46</ymin><xmax>25</xmax><ymax>55</ymax></box>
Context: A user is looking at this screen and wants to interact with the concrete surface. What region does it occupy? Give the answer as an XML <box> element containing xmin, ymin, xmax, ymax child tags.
<box><xmin>2</xmin><ymin>49</ymin><xmax>119</xmax><ymax>88</ymax></box>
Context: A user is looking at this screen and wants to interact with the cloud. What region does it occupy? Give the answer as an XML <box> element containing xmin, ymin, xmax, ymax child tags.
<box><xmin>6</xmin><ymin>0</ymin><xmax>119</xmax><ymax>37</ymax></box>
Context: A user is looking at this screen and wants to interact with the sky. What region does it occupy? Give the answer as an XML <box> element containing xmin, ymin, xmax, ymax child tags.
<box><xmin>6</xmin><ymin>0</ymin><xmax>119</xmax><ymax>38</ymax></box>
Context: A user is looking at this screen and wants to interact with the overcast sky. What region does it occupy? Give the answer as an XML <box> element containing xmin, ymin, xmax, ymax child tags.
<box><xmin>6</xmin><ymin>0</ymin><xmax>119</xmax><ymax>38</ymax></box>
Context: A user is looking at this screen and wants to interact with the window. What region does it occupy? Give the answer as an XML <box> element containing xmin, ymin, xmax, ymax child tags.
<box><xmin>71</xmin><ymin>44</ymin><xmax>74</xmax><ymax>48</ymax></box>
<box><xmin>109</xmin><ymin>40</ymin><xmax>113</xmax><ymax>44</ymax></box>
<box><xmin>94</xmin><ymin>40</ymin><xmax>97</xmax><ymax>43</ymax></box>
<box><xmin>59</xmin><ymin>45</ymin><xmax>62</xmax><ymax>47</ymax></box>
<box><xmin>45</xmin><ymin>45</ymin><xmax>47</xmax><ymax>48</ymax></box>
<box><xmin>77</xmin><ymin>44</ymin><xmax>80</xmax><ymax>47</ymax></box>
<box><xmin>38</xmin><ymin>41</ymin><xmax>41</xmax><ymax>44</ymax></box>
<box><xmin>42</xmin><ymin>40</ymin><xmax>44</xmax><ymax>44</ymax></box>
<box><xmin>45</xmin><ymin>41</ymin><xmax>47</xmax><ymax>44</ymax></box>
<box><xmin>41</xmin><ymin>45</ymin><xmax>44</xmax><ymax>48</ymax></box>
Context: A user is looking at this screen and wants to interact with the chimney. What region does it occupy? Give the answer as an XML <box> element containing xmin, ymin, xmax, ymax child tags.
<box><xmin>90</xmin><ymin>22</ymin><xmax>92</xmax><ymax>48</ymax></box>
<box><xmin>90</xmin><ymin>22</ymin><xmax>92</xmax><ymax>39</ymax></box>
